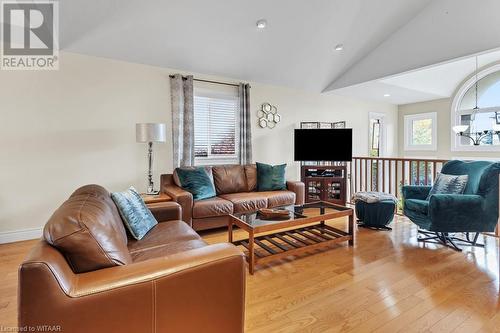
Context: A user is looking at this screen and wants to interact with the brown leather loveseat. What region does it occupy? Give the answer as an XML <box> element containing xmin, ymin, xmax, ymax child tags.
<box><xmin>161</xmin><ymin>164</ymin><xmax>305</xmax><ymax>231</ymax></box>
<box><xmin>18</xmin><ymin>185</ymin><xmax>246</xmax><ymax>333</ymax></box>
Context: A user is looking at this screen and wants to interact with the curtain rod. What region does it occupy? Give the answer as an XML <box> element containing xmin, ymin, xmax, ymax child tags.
<box><xmin>169</xmin><ymin>75</ymin><xmax>245</xmax><ymax>88</ymax></box>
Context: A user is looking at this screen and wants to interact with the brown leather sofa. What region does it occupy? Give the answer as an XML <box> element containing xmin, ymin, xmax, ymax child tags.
<box><xmin>19</xmin><ymin>185</ymin><xmax>245</xmax><ymax>333</ymax></box>
<box><xmin>161</xmin><ymin>164</ymin><xmax>305</xmax><ymax>231</ymax></box>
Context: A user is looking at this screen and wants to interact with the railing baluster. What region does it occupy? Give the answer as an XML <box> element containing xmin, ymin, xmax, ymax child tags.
<box><xmin>416</xmin><ymin>161</ymin><xmax>420</xmax><ymax>186</ymax></box>
<box><xmin>402</xmin><ymin>160</ymin><xmax>406</xmax><ymax>189</ymax></box>
<box><xmin>360</xmin><ymin>159</ymin><xmax>363</xmax><ymax>192</ymax></box>
<box><xmin>424</xmin><ymin>162</ymin><xmax>429</xmax><ymax>185</ymax></box>
<box><xmin>433</xmin><ymin>161</ymin><xmax>437</xmax><ymax>183</ymax></box>
<box><xmin>388</xmin><ymin>160</ymin><xmax>392</xmax><ymax>196</ymax></box>
<box><xmin>369</xmin><ymin>159</ymin><xmax>372</xmax><ymax>192</ymax></box>
<box><xmin>366</xmin><ymin>159</ymin><xmax>369</xmax><ymax>191</ymax></box>
<box><xmin>355</xmin><ymin>159</ymin><xmax>358</xmax><ymax>193</ymax></box>
<box><xmin>349</xmin><ymin>161</ymin><xmax>353</xmax><ymax>199</ymax></box>
<box><xmin>382</xmin><ymin>160</ymin><xmax>386</xmax><ymax>193</ymax></box>
<box><xmin>394</xmin><ymin>160</ymin><xmax>399</xmax><ymax>198</ymax></box>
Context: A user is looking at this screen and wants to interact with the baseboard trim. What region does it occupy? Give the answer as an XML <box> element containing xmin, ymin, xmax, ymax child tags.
<box><xmin>0</xmin><ymin>227</ymin><xmax>43</xmax><ymax>244</ymax></box>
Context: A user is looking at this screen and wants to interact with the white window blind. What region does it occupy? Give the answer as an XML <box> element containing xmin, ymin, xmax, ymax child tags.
<box><xmin>194</xmin><ymin>84</ymin><xmax>239</xmax><ymax>165</ymax></box>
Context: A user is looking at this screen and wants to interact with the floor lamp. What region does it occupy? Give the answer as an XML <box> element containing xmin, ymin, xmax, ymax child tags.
<box><xmin>136</xmin><ymin>123</ymin><xmax>167</xmax><ymax>194</ymax></box>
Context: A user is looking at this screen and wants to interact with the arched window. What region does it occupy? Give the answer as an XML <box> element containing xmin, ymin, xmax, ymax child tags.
<box><xmin>452</xmin><ymin>64</ymin><xmax>500</xmax><ymax>151</ymax></box>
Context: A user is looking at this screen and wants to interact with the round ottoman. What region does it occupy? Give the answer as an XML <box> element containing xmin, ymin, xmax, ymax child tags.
<box><xmin>355</xmin><ymin>199</ymin><xmax>396</xmax><ymax>230</ymax></box>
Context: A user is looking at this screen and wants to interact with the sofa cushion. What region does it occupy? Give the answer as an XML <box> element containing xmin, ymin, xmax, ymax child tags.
<box><xmin>193</xmin><ymin>197</ymin><xmax>234</xmax><ymax>218</ymax></box>
<box><xmin>259</xmin><ymin>190</ymin><xmax>296</xmax><ymax>208</ymax></box>
<box><xmin>43</xmin><ymin>184</ymin><xmax>132</xmax><ymax>273</ymax></box>
<box><xmin>131</xmin><ymin>239</ymin><xmax>208</xmax><ymax>262</ymax></box>
<box><xmin>256</xmin><ymin>162</ymin><xmax>287</xmax><ymax>191</ymax></box>
<box><xmin>173</xmin><ymin>166</ymin><xmax>214</xmax><ymax>187</ymax></box>
<box><xmin>405</xmin><ymin>199</ymin><xmax>429</xmax><ymax>215</ymax></box>
<box><xmin>176</xmin><ymin>167</ymin><xmax>216</xmax><ymax>200</ymax></box>
<box><xmin>244</xmin><ymin>165</ymin><xmax>257</xmax><ymax>192</ymax></box>
<box><xmin>128</xmin><ymin>220</ymin><xmax>207</xmax><ymax>262</ymax></box>
<box><xmin>127</xmin><ymin>220</ymin><xmax>202</xmax><ymax>253</ymax></box>
<box><xmin>219</xmin><ymin>192</ymin><xmax>268</xmax><ymax>214</ymax></box>
<box><xmin>212</xmin><ymin>165</ymin><xmax>247</xmax><ymax>195</ymax></box>
<box><xmin>70</xmin><ymin>184</ymin><xmax>129</xmax><ymax>245</ymax></box>
<box><xmin>111</xmin><ymin>187</ymin><xmax>158</xmax><ymax>240</ymax></box>
<box><xmin>426</xmin><ymin>173</ymin><xmax>468</xmax><ymax>200</ymax></box>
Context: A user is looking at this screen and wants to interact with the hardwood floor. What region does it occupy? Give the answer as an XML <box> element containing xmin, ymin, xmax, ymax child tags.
<box><xmin>2</xmin><ymin>215</ymin><xmax>500</xmax><ymax>332</ymax></box>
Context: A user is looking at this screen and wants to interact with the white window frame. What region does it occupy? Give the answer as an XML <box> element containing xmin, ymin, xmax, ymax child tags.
<box><xmin>193</xmin><ymin>85</ymin><xmax>240</xmax><ymax>166</ymax></box>
<box><xmin>451</xmin><ymin>63</ymin><xmax>500</xmax><ymax>152</ymax></box>
<box><xmin>404</xmin><ymin>112</ymin><xmax>437</xmax><ymax>151</ymax></box>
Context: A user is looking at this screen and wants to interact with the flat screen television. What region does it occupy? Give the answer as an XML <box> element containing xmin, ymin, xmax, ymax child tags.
<box><xmin>294</xmin><ymin>128</ymin><xmax>352</xmax><ymax>161</ymax></box>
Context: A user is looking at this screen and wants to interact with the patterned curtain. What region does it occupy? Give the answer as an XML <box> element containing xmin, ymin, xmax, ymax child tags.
<box><xmin>170</xmin><ymin>74</ymin><xmax>194</xmax><ymax>168</ymax></box>
<box><xmin>239</xmin><ymin>83</ymin><xmax>252</xmax><ymax>164</ymax></box>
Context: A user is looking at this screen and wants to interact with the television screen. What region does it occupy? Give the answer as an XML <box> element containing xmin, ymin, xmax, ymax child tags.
<box><xmin>294</xmin><ymin>129</ymin><xmax>352</xmax><ymax>161</ymax></box>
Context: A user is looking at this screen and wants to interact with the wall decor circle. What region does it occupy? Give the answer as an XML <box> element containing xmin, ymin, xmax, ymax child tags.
<box><xmin>258</xmin><ymin>103</ymin><xmax>281</xmax><ymax>129</ymax></box>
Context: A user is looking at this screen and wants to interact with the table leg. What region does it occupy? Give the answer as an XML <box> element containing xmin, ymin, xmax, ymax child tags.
<box><xmin>228</xmin><ymin>219</ymin><xmax>233</xmax><ymax>243</ymax></box>
<box><xmin>248</xmin><ymin>232</ymin><xmax>255</xmax><ymax>275</ymax></box>
<box><xmin>320</xmin><ymin>206</ymin><xmax>325</xmax><ymax>232</ymax></box>
<box><xmin>348</xmin><ymin>213</ymin><xmax>355</xmax><ymax>246</ymax></box>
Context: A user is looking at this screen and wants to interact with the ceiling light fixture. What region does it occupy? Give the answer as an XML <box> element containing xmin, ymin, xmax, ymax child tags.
<box><xmin>452</xmin><ymin>56</ymin><xmax>493</xmax><ymax>145</ymax></box>
<box><xmin>256</xmin><ymin>19</ymin><xmax>267</xmax><ymax>29</ymax></box>
<box><xmin>334</xmin><ymin>44</ymin><xmax>344</xmax><ymax>51</ymax></box>
<box><xmin>383</xmin><ymin>94</ymin><xmax>391</xmax><ymax>97</ymax></box>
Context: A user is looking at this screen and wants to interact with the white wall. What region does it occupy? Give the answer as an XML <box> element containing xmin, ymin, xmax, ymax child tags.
<box><xmin>252</xmin><ymin>85</ymin><xmax>398</xmax><ymax>179</ymax></box>
<box><xmin>0</xmin><ymin>52</ymin><xmax>397</xmax><ymax>240</ymax></box>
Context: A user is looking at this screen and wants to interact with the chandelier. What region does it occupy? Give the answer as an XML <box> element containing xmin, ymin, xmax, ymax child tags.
<box><xmin>452</xmin><ymin>56</ymin><xmax>500</xmax><ymax>145</ymax></box>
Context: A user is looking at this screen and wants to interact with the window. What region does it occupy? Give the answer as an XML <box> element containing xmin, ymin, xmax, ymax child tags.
<box><xmin>404</xmin><ymin>112</ymin><xmax>437</xmax><ymax>151</ymax></box>
<box><xmin>194</xmin><ymin>83</ymin><xmax>239</xmax><ymax>165</ymax></box>
<box><xmin>452</xmin><ymin>64</ymin><xmax>500</xmax><ymax>151</ymax></box>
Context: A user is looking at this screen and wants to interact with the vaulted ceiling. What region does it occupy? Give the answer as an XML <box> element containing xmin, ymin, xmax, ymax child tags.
<box><xmin>60</xmin><ymin>0</ymin><xmax>500</xmax><ymax>99</ymax></box>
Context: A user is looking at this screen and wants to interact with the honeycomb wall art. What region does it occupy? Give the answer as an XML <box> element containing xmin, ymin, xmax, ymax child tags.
<box><xmin>257</xmin><ymin>103</ymin><xmax>281</xmax><ymax>129</ymax></box>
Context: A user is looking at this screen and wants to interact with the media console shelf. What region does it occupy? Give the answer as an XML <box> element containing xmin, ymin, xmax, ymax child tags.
<box><xmin>301</xmin><ymin>165</ymin><xmax>347</xmax><ymax>205</ymax></box>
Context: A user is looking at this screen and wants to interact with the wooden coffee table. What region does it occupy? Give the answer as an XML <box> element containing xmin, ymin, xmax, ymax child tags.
<box><xmin>228</xmin><ymin>201</ymin><xmax>354</xmax><ymax>274</ymax></box>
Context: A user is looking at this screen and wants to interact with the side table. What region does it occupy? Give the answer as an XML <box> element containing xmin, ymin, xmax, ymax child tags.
<box><xmin>141</xmin><ymin>193</ymin><xmax>172</xmax><ymax>204</ymax></box>
<box><xmin>141</xmin><ymin>193</ymin><xmax>180</xmax><ymax>222</ymax></box>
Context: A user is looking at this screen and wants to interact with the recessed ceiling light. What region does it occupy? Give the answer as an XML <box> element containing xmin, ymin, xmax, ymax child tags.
<box><xmin>383</xmin><ymin>94</ymin><xmax>391</xmax><ymax>97</ymax></box>
<box><xmin>256</xmin><ymin>19</ymin><xmax>267</xmax><ymax>29</ymax></box>
<box><xmin>334</xmin><ymin>44</ymin><xmax>344</xmax><ymax>51</ymax></box>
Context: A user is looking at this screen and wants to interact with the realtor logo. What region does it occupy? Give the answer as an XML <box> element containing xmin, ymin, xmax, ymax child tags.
<box><xmin>1</xmin><ymin>0</ymin><xmax>59</xmax><ymax>70</ymax></box>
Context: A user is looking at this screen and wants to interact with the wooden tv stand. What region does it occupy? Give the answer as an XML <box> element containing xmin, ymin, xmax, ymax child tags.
<box><xmin>301</xmin><ymin>165</ymin><xmax>347</xmax><ymax>205</ymax></box>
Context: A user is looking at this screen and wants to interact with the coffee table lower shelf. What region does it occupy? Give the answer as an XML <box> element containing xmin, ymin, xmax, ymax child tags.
<box><xmin>232</xmin><ymin>223</ymin><xmax>352</xmax><ymax>274</ymax></box>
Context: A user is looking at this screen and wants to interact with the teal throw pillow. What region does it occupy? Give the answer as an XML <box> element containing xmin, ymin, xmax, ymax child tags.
<box><xmin>111</xmin><ymin>187</ymin><xmax>158</xmax><ymax>240</ymax></box>
<box><xmin>426</xmin><ymin>173</ymin><xmax>468</xmax><ymax>200</ymax></box>
<box><xmin>256</xmin><ymin>162</ymin><xmax>286</xmax><ymax>191</ymax></box>
<box><xmin>176</xmin><ymin>167</ymin><xmax>216</xmax><ymax>200</ymax></box>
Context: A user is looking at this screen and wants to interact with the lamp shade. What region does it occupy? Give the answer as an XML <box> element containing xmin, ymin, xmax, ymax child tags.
<box><xmin>136</xmin><ymin>123</ymin><xmax>167</xmax><ymax>143</ymax></box>
<box><xmin>452</xmin><ymin>125</ymin><xmax>469</xmax><ymax>134</ymax></box>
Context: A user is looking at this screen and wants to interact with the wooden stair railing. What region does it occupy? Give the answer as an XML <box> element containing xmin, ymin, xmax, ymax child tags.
<box><xmin>347</xmin><ymin>157</ymin><xmax>449</xmax><ymax>206</ymax></box>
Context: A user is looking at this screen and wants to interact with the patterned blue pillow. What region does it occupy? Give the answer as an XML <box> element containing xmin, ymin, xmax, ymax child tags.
<box><xmin>426</xmin><ymin>173</ymin><xmax>468</xmax><ymax>200</ymax></box>
<box><xmin>176</xmin><ymin>167</ymin><xmax>216</xmax><ymax>200</ymax></box>
<box><xmin>256</xmin><ymin>162</ymin><xmax>287</xmax><ymax>191</ymax></box>
<box><xmin>111</xmin><ymin>187</ymin><xmax>158</xmax><ymax>240</ymax></box>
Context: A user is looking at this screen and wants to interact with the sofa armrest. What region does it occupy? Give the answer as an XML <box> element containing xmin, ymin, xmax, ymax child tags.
<box><xmin>148</xmin><ymin>201</ymin><xmax>182</xmax><ymax>223</ymax></box>
<box><xmin>429</xmin><ymin>194</ymin><xmax>485</xmax><ymax>232</ymax></box>
<box><xmin>162</xmin><ymin>184</ymin><xmax>193</xmax><ymax>225</ymax></box>
<box><xmin>73</xmin><ymin>243</ymin><xmax>244</xmax><ymax>296</ymax></box>
<box><xmin>20</xmin><ymin>243</ymin><xmax>245</xmax><ymax>333</ymax></box>
<box><xmin>402</xmin><ymin>185</ymin><xmax>432</xmax><ymax>200</ymax></box>
<box><xmin>287</xmin><ymin>181</ymin><xmax>305</xmax><ymax>205</ymax></box>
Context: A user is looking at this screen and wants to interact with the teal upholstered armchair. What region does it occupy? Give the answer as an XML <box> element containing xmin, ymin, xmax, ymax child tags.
<box><xmin>403</xmin><ymin>160</ymin><xmax>500</xmax><ymax>251</ymax></box>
